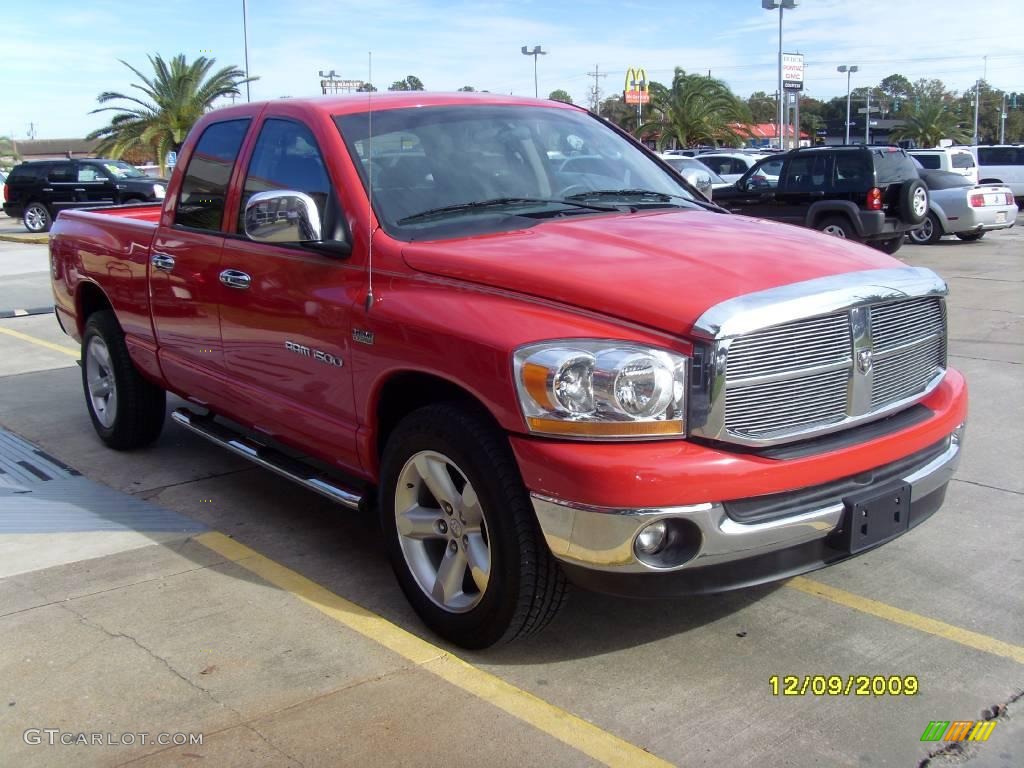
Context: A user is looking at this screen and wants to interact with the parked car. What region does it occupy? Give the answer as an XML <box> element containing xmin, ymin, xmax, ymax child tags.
<box><xmin>49</xmin><ymin>93</ymin><xmax>966</xmax><ymax>648</ymax></box>
<box><xmin>908</xmin><ymin>147</ymin><xmax>979</xmax><ymax>184</ymax></box>
<box><xmin>657</xmin><ymin>154</ymin><xmax>730</xmax><ymax>199</ymax></box>
<box><xmin>908</xmin><ymin>167</ymin><xmax>1017</xmax><ymax>245</ymax></box>
<box><xmin>714</xmin><ymin>145</ymin><xmax>928</xmax><ymax>254</ymax></box>
<box><xmin>971</xmin><ymin>145</ymin><xmax>1024</xmax><ymax>200</ymax></box>
<box><xmin>694</xmin><ymin>152</ymin><xmax>772</xmax><ymax>183</ymax></box>
<box><xmin>2</xmin><ymin>159</ymin><xmax>168</xmax><ymax>233</ymax></box>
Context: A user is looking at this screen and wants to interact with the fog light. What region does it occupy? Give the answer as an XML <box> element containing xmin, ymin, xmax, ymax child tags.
<box><xmin>635</xmin><ymin>520</ymin><xmax>668</xmax><ymax>555</ymax></box>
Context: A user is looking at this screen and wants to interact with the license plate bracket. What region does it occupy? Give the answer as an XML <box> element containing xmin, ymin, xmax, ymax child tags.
<box><xmin>838</xmin><ymin>482</ymin><xmax>912</xmax><ymax>554</ymax></box>
<box><xmin>996</xmin><ymin>212</ymin><xmax>1007</xmax><ymax>223</ymax></box>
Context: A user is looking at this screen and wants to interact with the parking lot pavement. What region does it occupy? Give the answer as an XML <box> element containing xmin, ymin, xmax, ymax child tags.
<box><xmin>0</xmin><ymin>237</ymin><xmax>52</xmax><ymax>317</ymax></box>
<box><xmin>0</xmin><ymin>224</ymin><xmax>1021</xmax><ymax>767</ymax></box>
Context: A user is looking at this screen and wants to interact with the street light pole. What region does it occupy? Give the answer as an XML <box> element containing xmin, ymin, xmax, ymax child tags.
<box><xmin>837</xmin><ymin>65</ymin><xmax>858</xmax><ymax>145</ymax></box>
<box><xmin>763</xmin><ymin>1</ymin><xmax>799</xmax><ymax>150</ymax></box>
<box><xmin>521</xmin><ymin>46</ymin><xmax>547</xmax><ymax>98</ymax></box>
<box><xmin>242</xmin><ymin>0</ymin><xmax>251</xmax><ymax>102</ymax></box>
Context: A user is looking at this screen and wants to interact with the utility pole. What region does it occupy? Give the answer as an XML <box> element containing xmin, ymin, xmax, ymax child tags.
<box><xmin>242</xmin><ymin>0</ymin><xmax>251</xmax><ymax>102</ymax></box>
<box><xmin>1000</xmin><ymin>92</ymin><xmax>1007</xmax><ymax>145</ymax></box>
<box><xmin>27</xmin><ymin>122</ymin><xmax>37</xmax><ymax>140</ymax></box>
<box><xmin>865</xmin><ymin>91</ymin><xmax>870</xmax><ymax>144</ymax></box>
<box><xmin>586</xmin><ymin>64</ymin><xmax>607</xmax><ymax>114</ymax></box>
<box><xmin>973</xmin><ymin>55</ymin><xmax>986</xmax><ymax>145</ymax></box>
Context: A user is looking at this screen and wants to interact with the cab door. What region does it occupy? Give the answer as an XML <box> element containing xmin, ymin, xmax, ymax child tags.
<box><xmin>150</xmin><ymin>118</ymin><xmax>251</xmax><ymax>405</ymax></box>
<box><xmin>217</xmin><ymin>117</ymin><xmax>363</xmax><ymax>471</ymax></box>
<box><xmin>75</xmin><ymin>162</ymin><xmax>117</xmax><ymax>206</ymax></box>
<box><xmin>42</xmin><ymin>162</ymin><xmax>80</xmax><ymax>212</ymax></box>
<box><xmin>774</xmin><ymin>153</ymin><xmax>832</xmax><ymax>227</ymax></box>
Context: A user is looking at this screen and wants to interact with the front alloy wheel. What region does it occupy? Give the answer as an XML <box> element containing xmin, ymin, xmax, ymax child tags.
<box><xmin>23</xmin><ymin>203</ymin><xmax>52</xmax><ymax>233</ymax></box>
<box><xmin>394</xmin><ymin>450</ymin><xmax>491</xmax><ymax>613</ymax></box>
<box><xmin>85</xmin><ymin>336</ymin><xmax>119</xmax><ymax>428</ymax></box>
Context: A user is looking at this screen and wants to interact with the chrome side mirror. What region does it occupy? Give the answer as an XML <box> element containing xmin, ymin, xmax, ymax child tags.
<box><xmin>681</xmin><ymin>169</ymin><xmax>713</xmax><ymax>201</ymax></box>
<box><xmin>244</xmin><ymin>190</ymin><xmax>322</xmax><ymax>243</ymax></box>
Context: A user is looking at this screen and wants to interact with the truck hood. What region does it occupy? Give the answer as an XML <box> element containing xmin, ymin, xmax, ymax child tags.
<box><xmin>401</xmin><ymin>210</ymin><xmax>898</xmax><ymax>336</ymax></box>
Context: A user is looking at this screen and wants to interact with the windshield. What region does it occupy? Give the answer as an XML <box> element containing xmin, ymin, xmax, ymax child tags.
<box><xmin>334</xmin><ymin>105</ymin><xmax>702</xmax><ymax>240</ymax></box>
<box><xmin>102</xmin><ymin>161</ymin><xmax>146</xmax><ymax>179</ymax></box>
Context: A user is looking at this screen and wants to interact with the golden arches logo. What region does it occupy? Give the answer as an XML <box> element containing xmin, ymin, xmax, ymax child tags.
<box><xmin>624</xmin><ymin>68</ymin><xmax>649</xmax><ymax>105</ymax></box>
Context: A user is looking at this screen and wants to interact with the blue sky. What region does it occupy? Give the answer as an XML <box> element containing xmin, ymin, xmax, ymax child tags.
<box><xmin>6</xmin><ymin>0</ymin><xmax>1022</xmax><ymax>139</ymax></box>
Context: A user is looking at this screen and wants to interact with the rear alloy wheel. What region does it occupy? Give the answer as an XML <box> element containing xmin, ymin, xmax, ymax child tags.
<box><xmin>380</xmin><ymin>403</ymin><xmax>567</xmax><ymax>649</ymax></box>
<box><xmin>82</xmin><ymin>310</ymin><xmax>166</xmax><ymax>449</ymax></box>
<box><xmin>955</xmin><ymin>231</ymin><xmax>986</xmax><ymax>242</ymax></box>
<box><xmin>908</xmin><ymin>212</ymin><xmax>943</xmax><ymax>245</ymax></box>
<box><xmin>817</xmin><ymin>216</ymin><xmax>859</xmax><ymax>241</ymax></box>
<box><xmin>23</xmin><ymin>202</ymin><xmax>52</xmax><ymax>233</ymax></box>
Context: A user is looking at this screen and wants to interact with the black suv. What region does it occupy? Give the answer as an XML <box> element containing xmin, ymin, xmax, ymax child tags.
<box><xmin>2</xmin><ymin>159</ymin><xmax>167</xmax><ymax>233</ymax></box>
<box><xmin>713</xmin><ymin>146</ymin><xmax>928</xmax><ymax>254</ymax></box>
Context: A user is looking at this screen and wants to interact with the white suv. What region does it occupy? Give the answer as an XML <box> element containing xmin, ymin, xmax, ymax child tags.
<box><xmin>909</xmin><ymin>148</ymin><xmax>978</xmax><ymax>184</ymax></box>
<box><xmin>971</xmin><ymin>145</ymin><xmax>1024</xmax><ymax>199</ymax></box>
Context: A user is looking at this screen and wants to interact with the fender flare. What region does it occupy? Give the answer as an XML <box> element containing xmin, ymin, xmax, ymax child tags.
<box><xmin>806</xmin><ymin>201</ymin><xmax>865</xmax><ymax>235</ymax></box>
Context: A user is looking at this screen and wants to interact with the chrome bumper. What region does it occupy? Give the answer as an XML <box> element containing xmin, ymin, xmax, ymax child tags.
<box><xmin>531</xmin><ymin>425</ymin><xmax>964</xmax><ymax>574</ymax></box>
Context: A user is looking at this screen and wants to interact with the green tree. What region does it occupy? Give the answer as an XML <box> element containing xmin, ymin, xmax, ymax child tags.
<box><xmin>87</xmin><ymin>54</ymin><xmax>253</xmax><ymax>174</ymax></box>
<box><xmin>889</xmin><ymin>100</ymin><xmax>971</xmax><ymax>147</ymax></box>
<box><xmin>598</xmin><ymin>95</ymin><xmax>639</xmax><ymax>132</ymax></box>
<box><xmin>878</xmin><ymin>74</ymin><xmax>914</xmax><ymax>115</ymax></box>
<box><xmin>0</xmin><ymin>135</ymin><xmax>20</xmax><ymax>161</ymax></box>
<box><xmin>388</xmin><ymin>75</ymin><xmax>425</xmax><ymax>91</ymax></box>
<box><xmin>458</xmin><ymin>85</ymin><xmax>476</xmax><ymax>92</ymax></box>
<box><xmin>747</xmin><ymin>91</ymin><xmax>776</xmax><ymax>123</ymax></box>
<box><xmin>356</xmin><ymin>82</ymin><xmax>378</xmax><ymax>92</ymax></box>
<box><xmin>638</xmin><ymin>68</ymin><xmax>750</xmax><ymax>149</ymax></box>
<box><xmin>548</xmin><ymin>89</ymin><xmax>573</xmax><ymax>104</ymax></box>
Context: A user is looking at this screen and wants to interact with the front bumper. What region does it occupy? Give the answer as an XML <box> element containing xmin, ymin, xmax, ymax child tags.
<box><xmin>531</xmin><ymin>424</ymin><xmax>963</xmax><ymax>597</ymax></box>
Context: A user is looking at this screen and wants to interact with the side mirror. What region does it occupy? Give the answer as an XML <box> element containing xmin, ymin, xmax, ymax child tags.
<box><xmin>244</xmin><ymin>190</ymin><xmax>323</xmax><ymax>243</ymax></box>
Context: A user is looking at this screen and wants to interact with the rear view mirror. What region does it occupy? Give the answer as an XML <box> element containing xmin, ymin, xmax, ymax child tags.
<box><xmin>244</xmin><ymin>190</ymin><xmax>322</xmax><ymax>243</ymax></box>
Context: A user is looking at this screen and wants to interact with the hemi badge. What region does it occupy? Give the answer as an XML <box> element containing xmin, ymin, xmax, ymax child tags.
<box><xmin>352</xmin><ymin>329</ymin><xmax>374</xmax><ymax>345</ymax></box>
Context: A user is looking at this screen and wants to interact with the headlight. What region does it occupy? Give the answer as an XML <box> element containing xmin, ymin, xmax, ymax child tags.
<box><xmin>152</xmin><ymin>184</ymin><xmax>166</xmax><ymax>199</ymax></box>
<box><xmin>513</xmin><ymin>340</ymin><xmax>688</xmax><ymax>439</ymax></box>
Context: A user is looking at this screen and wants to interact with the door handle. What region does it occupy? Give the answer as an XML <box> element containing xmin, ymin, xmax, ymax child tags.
<box><xmin>151</xmin><ymin>252</ymin><xmax>176</xmax><ymax>272</ymax></box>
<box><xmin>219</xmin><ymin>269</ymin><xmax>251</xmax><ymax>289</ymax></box>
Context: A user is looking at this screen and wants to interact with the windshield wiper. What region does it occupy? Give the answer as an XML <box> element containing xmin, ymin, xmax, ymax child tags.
<box><xmin>564</xmin><ymin>188</ymin><xmax>690</xmax><ymax>203</ymax></box>
<box><xmin>397</xmin><ymin>197</ymin><xmax>617</xmax><ymax>224</ymax></box>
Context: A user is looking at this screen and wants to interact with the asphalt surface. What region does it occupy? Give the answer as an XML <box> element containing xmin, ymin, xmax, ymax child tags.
<box><xmin>0</xmin><ymin>222</ymin><xmax>1021</xmax><ymax>767</ymax></box>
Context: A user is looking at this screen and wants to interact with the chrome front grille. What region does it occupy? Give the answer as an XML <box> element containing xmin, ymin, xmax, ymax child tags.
<box><xmin>720</xmin><ymin>296</ymin><xmax>946</xmax><ymax>443</ymax></box>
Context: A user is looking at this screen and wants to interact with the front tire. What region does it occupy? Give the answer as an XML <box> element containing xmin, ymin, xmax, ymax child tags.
<box><xmin>871</xmin><ymin>236</ymin><xmax>904</xmax><ymax>255</ymax></box>
<box><xmin>955</xmin><ymin>232</ymin><xmax>986</xmax><ymax>242</ymax></box>
<box><xmin>380</xmin><ymin>403</ymin><xmax>567</xmax><ymax>648</ymax></box>
<box><xmin>82</xmin><ymin>311</ymin><xmax>166</xmax><ymax>449</ymax></box>
<box><xmin>23</xmin><ymin>202</ymin><xmax>52</xmax><ymax>233</ymax></box>
<box><xmin>908</xmin><ymin>212</ymin><xmax>943</xmax><ymax>245</ymax></box>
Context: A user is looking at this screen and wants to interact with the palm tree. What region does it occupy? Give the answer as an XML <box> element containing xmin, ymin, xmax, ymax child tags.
<box><xmin>638</xmin><ymin>68</ymin><xmax>751</xmax><ymax>149</ymax></box>
<box><xmin>87</xmin><ymin>54</ymin><xmax>254</xmax><ymax>174</ymax></box>
<box><xmin>0</xmin><ymin>135</ymin><xmax>19</xmax><ymax>161</ymax></box>
<box><xmin>889</xmin><ymin>101</ymin><xmax>970</xmax><ymax>148</ymax></box>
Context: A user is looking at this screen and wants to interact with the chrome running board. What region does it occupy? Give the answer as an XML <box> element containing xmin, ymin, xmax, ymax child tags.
<box><xmin>171</xmin><ymin>408</ymin><xmax>362</xmax><ymax>510</ymax></box>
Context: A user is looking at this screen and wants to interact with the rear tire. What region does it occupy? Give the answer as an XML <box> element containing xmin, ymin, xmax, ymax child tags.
<box><xmin>908</xmin><ymin>212</ymin><xmax>943</xmax><ymax>245</ymax></box>
<box><xmin>379</xmin><ymin>403</ymin><xmax>567</xmax><ymax>649</ymax></box>
<box><xmin>955</xmin><ymin>232</ymin><xmax>986</xmax><ymax>242</ymax></box>
<box><xmin>871</xmin><ymin>236</ymin><xmax>904</xmax><ymax>255</ymax></box>
<box><xmin>23</xmin><ymin>202</ymin><xmax>52</xmax><ymax>233</ymax></box>
<box><xmin>82</xmin><ymin>311</ymin><xmax>166</xmax><ymax>449</ymax></box>
<box><xmin>817</xmin><ymin>215</ymin><xmax>860</xmax><ymax>241</ymax></box>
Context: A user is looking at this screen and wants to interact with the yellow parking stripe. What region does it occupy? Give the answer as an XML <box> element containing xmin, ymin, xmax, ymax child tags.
<box><xmin>196</xmin><ymin>531</ymin><xmax>673</xmax><ymax>768</ymax></box>
<box><xmin>0</xmin><ymin>325</ymin><xmax>78</xmax><ymax>357</ymax></box>
<box><xmin>787</xmin><ymin>577</ymin><xmax>1024</xmax><ymax>664</ymax></box>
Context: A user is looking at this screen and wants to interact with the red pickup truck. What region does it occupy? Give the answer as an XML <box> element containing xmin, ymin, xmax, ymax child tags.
<box><xmin>50</xmin><ymin>93</ymin><xmax>967</xmax><ymax>648</ymax></box>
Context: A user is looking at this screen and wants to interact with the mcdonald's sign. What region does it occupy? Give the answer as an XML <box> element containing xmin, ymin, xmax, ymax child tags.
<box><xmin>624</xmin><ymin>67</ymin><xmax>650</xmax><ymax>105</ymax></box>
<box><xmin>920</xmin><ymin>720</ymin><xmax>997</xmax><ymax>743</ymax></box>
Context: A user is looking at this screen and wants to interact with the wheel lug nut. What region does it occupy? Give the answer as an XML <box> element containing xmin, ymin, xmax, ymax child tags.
<box><xmin>442</xmin><ymin>502</ymin><xmax>453</xmax><ymax>516</ymax></box>
<box><xmin>461</xmin><ymin>535</ymin><xmax>468</xmax><ymax>548</ymax></box>
<box><xmin>448</xmin><ymin>541</ymin><xmax>457</xmax><ymax>553</ymax></box>
<box><xmin>436</xmin><ymin>520</ymin><xmax>448</xmax><ymax>534</ymax></box>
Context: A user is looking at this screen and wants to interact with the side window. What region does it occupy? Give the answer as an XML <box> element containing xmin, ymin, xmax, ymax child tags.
<box><xmin>175</xmin><ymin>119</ymin><xmax>251</xmax><ymax>231</ymax></box>
<box><xmin>831</xmin><ymin>153</ymin><xmax>871</xmax><ymax>192</ymax></box>
<box><xmin>783</xmin><ymin>155</ymin><xmax>828</xmax><ymax>192</ymax></box>
<box><xmin>951</xmin><ymin>153</ymin><xmax>975</xmax><ymax>169</ymax></box>
<box><xmin>238</xmin><ymin>118</ymin><xmax>332</xmax><ymax>233</ymax></box>
<box><xmin>77</xmin><ymin>165</ymin><xmax>108</xmax><ymax>182</ymax></box>
<box><xmin>913</xmin><ymin>155</ymin><xmax>941</xmax><ymax>170</ymax></box>
<box><xmin>47</xmin><ymin>163</ymin><xmax>75</xmax><ymax>183</ymax></box>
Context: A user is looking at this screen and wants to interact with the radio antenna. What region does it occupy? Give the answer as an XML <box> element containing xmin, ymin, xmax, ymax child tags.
<box><xmin>364</xmin><ymin>50</ymin><xmax>375</xmax><ymax>312</ymax></box>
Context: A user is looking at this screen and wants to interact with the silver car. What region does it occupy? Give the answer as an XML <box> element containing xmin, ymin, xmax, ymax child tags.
<box><xmin>909</xmin><ymin>168</ymin><xmax>1017</xmax><ymax>245</ymax></box>
<box><xmin>657</xmin><ymin>155</ymin><xmax>730</xmax><ymax>200</ymax></box>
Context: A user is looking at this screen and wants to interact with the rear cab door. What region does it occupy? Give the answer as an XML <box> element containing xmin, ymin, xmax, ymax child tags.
<box><xmin>217</xmin><ymin>111</ymin><xmax>364</xmax><ymax>472</ymax></box>
<box><xmin>75</xmin><ymin>161</ymin><xmax>117</xmax><ymax>206</ymax></box>
<box><xmin>42</xmin><ymin>161</ymin><xmax>80</xmax><ymax>213</ymax></box>
<box><xmin>150</xmin><ymin>117</ymin><xmax>252</xmax><ymax>405</ymax></box>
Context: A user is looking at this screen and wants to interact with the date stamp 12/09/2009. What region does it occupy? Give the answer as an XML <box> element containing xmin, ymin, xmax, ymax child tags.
<box><xmin>769</xmin><ymin>675</ymin><xmax>919</xmax><ymax>697</ymax></box>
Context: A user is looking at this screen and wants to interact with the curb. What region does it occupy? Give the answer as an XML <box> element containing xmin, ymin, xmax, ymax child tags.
<box><xmin>0</xmin><ymin>234</ymin><xmax>49</xmax><ymax>245</ymax></box>
<box><xmin>0</xmin><ymin>306</ymin><xmax>54</xmax><ymax>319</ymax></box>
